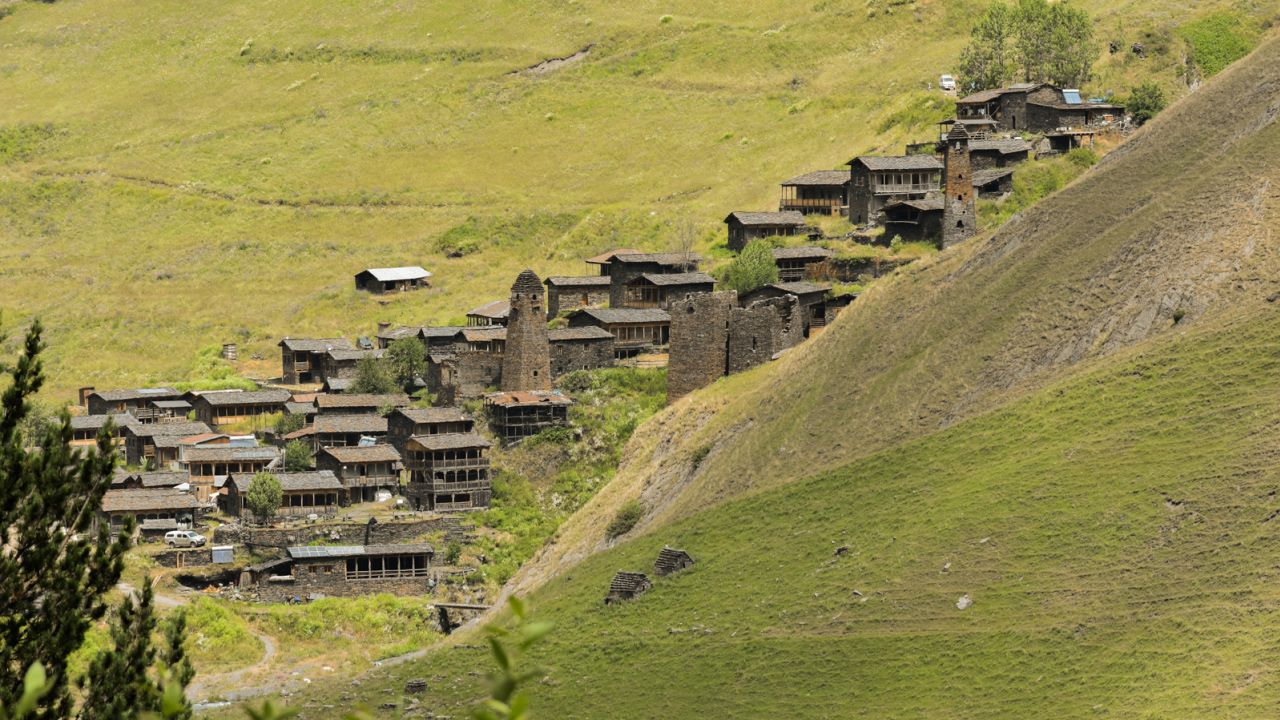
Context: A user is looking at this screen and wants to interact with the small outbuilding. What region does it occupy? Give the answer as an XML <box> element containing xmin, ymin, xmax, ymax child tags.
<box><xmin>485</xmin><ymin>391</ymin><xmax>574</xmax><ymax>441</ymax></box>
<box><xmin>881</xmin><ymin>198</ymin><xmax>945</xmax><ymax>244</ymax></box>
<box><xmin>466</xmin><ymin>300</ymin><xmax>511</xmax><ymax>327</ymax></box>
<box><xmin>605</xmin><ymin>571</ymin><xmax>652</xmax><ymax>604</ymax></box>
<box><xmin>723</xmin><ymin>211</ymin><xmax>808</xmax><ymax>252</ymax></box>
<box><xmin>354</xmin><ymin>267</ymin><xmax>432</xmax><ymax>294</ymax></box>
<box><xmin>544</xmin><ymin>276</ymin><xmax>612</xmax><ymax>318</ymax></box>
<box><xmin>772</xmin><ymin>246</ymin><xmax>833</xmax><ymax>282</ymax></box>
<box><xmin>778</xmin><ymin>170</ymin><xmax>850</xmax><ymax>216</ymax></box>
<box><xmin>654</xmin><ymin>547</ymin><xmax>695</xmax><ymax>576</ymax></box>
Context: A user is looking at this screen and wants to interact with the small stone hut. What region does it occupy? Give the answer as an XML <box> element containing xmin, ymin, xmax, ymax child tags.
<box><xmin>605</xmin><ymin>571</ymin><xmax>653</xmax><ymax>604</ymax></box>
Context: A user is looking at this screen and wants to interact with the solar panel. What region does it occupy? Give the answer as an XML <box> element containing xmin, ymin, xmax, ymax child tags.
<box><xmin>1062</xmin><ymin>89</ymin><xmax>1082</xmax><ymax>105</ymax></box>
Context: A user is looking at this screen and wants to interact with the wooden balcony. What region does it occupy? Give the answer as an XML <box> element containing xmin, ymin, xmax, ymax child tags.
<box><xmin>873</xmin><ymin>183</ymin><xmax>936</xmax><ymax>195</ymax></box>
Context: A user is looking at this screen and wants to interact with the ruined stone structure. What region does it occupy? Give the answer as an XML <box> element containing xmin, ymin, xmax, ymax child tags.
<box><xmin>428</xmin><ymin>351</ymin><xmax>503</xmax><ymax>405</ymax></box>
<box><xmin>250</xmin><ymin>544</ymin><xmax>435</xmax><ymax>602</ymax></box>
<box><xmin>654</xmin><ymin>547</ymin><xmax>695</xmax><ymax>576</ymax></box>
<box><xmin>666</xmin><ymin>291</ymin><xmax>804</xmax><ymax>404</ymax></box>
<box><xmin>942</xmin><ymin>123</ymin><xmax>977</xmax><ymax>248</ymax></box>
<box><xmin>500</xmin><ymin>270</ymin><xmax>552</xmax><ymax>392</ymax></box>
<box><xmin>605</xmin><ymin>571</ymin><xmax>652</xmax><ymax>604</ymax></box>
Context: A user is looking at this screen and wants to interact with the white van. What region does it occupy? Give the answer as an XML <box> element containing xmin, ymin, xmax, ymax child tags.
<box><xmin>165</xmin><ymin>530</ymin><xmax>206</xmax><ymax>548</ymax></box>
<box><xmin>939</xmin><ymin>74</ymin><xmax>957</xmax><ymax>92</ymax></box>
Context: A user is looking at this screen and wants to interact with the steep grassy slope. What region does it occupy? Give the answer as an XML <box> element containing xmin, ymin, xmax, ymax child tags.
<box><xmin>250</xmin><ymin>34</ymin><xmax>1280</xmax><ymax>718</ymax></box>
<box><xmin>0</xmin><ymin>0</ymin><xmax>1271</xmax><ymax>397</ymax></box>
<box><xmin>505</xmin><ymin>25</ymin><xmax>1280</xmax><ymax>595</ymax></box>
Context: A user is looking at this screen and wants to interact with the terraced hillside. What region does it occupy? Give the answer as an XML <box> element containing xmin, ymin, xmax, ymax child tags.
<box><xmin>264</xmin><ymin>32</ymin><xmax>1280</xmax><ymax>719</ymax></box>
<box><xmin>0</xmin><ymin>0</ymin><xmax>1271</xmax><ymax>397</ymax></box>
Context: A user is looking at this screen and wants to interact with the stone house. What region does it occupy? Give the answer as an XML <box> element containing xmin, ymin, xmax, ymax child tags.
<box><xmin>936</xmin><ymin>118</ymin><xmax>998</xmax><ymax>140</ymax></box>
<box><xmin>253</xmin><ymin>544</ymin><xmax>435</xmax><ymax>601</ymax></box>
<box><xmin>584</xmin><ymin>248</ymin><xmax>642</xmax><ymax>276</ymax></box>
<box><xmin>144</xmin><ymin>399</ymin><xmax>192</xmax><ymax>422</ymax></box>
<box><xmin>567</xmin><ymin>307</ymin><xmax>671</xmax><ymax>358</ymax></box>
<box><xmin>179</xmin><ymin>445</ymin><xmax>280</xmax><ymax>501</ymax></box>
<box><xmin>189</xmin><ymin>390</ymin><xmax>291</xmax><ymax>428</ymax></box>
<box><xmin>111</xmin><ymin>469</ymin><xmax>189</xmax><ymax>490</ymax></box>
<box><xmin>321</xmin><ymin>348</ymin><xmax>385</xmax><ymax>382</ymax></box>
<box><xmin>881</xmin><ymin>198</ymin><xmax>944</xmax><ymax>244</ymax></box>
<box><xmin>462</xmin><ymin>327</ymin><xmax>506</xmax><ymax>353</ymax></box>
<box><xmin>548</xmin><ymin>327</ymin><xmax>615</xmax><ymax>376</ymax></box>
<box><xmin>723</xmin><ymin>211</ymin><xmax>807</xmax><ymax>253</ymax></box>
<box><xmin>605</xmin><ymin>571</ymin><xmax>652</xmax><ymax>604</ymax></box>
<box><xmin>973</xmin><ymin>168</ymin><xmax>1015</xmax><ymax>198</ymax></box>
<box><xmin>374</xmin><ymin>325</ymin><xmax>424</xmax><ymax>349</ymax></box>
<box><xmin>666</xmin><ymin>291</ymin><xmax>804</xmax><ymax>403</ymax></box>
<box><xmin>402</xmin><ymin>433</ymin><xmax>493</xmax><ymax>511</ymax></box>
<box><xmin>122</xmin><ymin>420</ymin><xmax>212</xmax><ymax>468</ymax></box>
<box><xmin>968</xmin><ymin>138</ymin><xmax>1032</xmax><ymax>170</ymax></box>
<box><xmin>778</xmin><ymin>170</ymin><xmax>850</xmax><ymax>216</ymax></box>
<box><xmin>543</xmin><ymin>276</ymin><xmax>611</xmax><ymax>318</ymax></box>
<box><xmin>739</xmin><ymin>282</ymin><xmax>833</xmax><ymax>336</ymax></box>
<box><xmin>221</xmin><ymin>470</ymin><xmax>343</xmax><ymax>519</ymax></box>
<box><xmin>311</xmin><ymin>414</ymin><xmax>388</xmax><ymax>450</ymax></box>
<box><xmin>598</xmin><ymin>252</ymin><xmax>702</xmax><ymax>308</ymax></box>
<box><xmin>956</xmin><ymin>84</ymin><xmax>1123</xmax><ymax>132</ymax></box>
<box><xmin>354</xmin><ymin>266</ymin><xmax>432</xmax><ymax>294</ymax></box>
<box><xmin>68</xmin><ymin>414</ymin><xmax>136</xmax><ymax>449</ymax></box>
<box><xmin>85</xmin><ymin>388</ymin><xmax>181</xmax><ymax>416</ymax></box>
<box><xmin>279</xmin><ymin>338</ymin><xmax>353</xmax><ymax>384</ymax></box>
<box><xmin>484</xmin><ymin>390</ymin><xmax>573</xmax><ymax>442</ymax></box>
<box><xmin>846</xmin><ymin>155</ymin><xmax>943</xmax><ymax>225</ymax></box>
<box><xmin>387</xmin><ymin>407</ymin><xmax>476</xmax><ymax>452</ymax></box>
<box><xmin>99</xmin><ymin>487</ymin><xmax>202</xmax><ymax>537</ymax></box>
<box><xmin>314</xmin><ymin>393</ymin><xmax>410</xmax><ymax>415</ymax></box>
<box><xmin>426</xmin><ymin>351</ymin><xmax>504</xmax><ymax>405</ymax></box>
<box><xmin>315</xmin><ymin>445</ymin><xmax>402</xmax><ymax>503</ymax></box>
<box><xmin>772</xmin><ymin>246</ymin><xmax>833</xmax><ymax>282</ymax></box>
<box><xmin>467</xmin><ymin>300</ymin><xmax>510</xmax><ymax>327</ymax></box>
<box><xmin>623</xmin><ymin>272</ymin><xmax>717</xmax><ymax>309</ymax></box>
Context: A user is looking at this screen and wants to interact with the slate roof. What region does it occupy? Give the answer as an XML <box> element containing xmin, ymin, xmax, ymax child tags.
<box><xmin>485</xmin><ymin>390</ymin><xmax>574</xmax><ymax>408</ymax></box>
<box><xmin>407</xmin><ymin>433</ymin><xmax>493</xmax><ymax>451</ymax></box>
<box><xmin>512</xmin><ymin>269</ymin><xmax>543</xmax><ymax>295</ymax></box>
<box><xmin>462</xmin><ymin>326</ymin><xmax>507</xmax><ymax>343</ymax></box>
<box><xmin>393</xmin><ymin>407</ymin><xmax>472</xmax><ymax>424</ymax></box>
<box><xmin>573</xmin><ymin>308</ymin><xmax>671</xmax><ymax>325</ymax></box>
<box><xmin>772</xmin><ymin>246</ymin><xmax>833</xmax><ymax>261</ymax></box>
<box><xmin>313</xmin><ymin>415</ymin><xmax>388</xmax><ymax>434</ymax></box>
<box><xmin>225</xmin><ymin>470</ymin><xmax>342</xmax><ymax>493</ymax></box>
<box><xmin>724</xmin><ymin>210</ymin><xmax>807</xmax><ymax>226</ymax></box>
<box><xmin>315</xmin><ymin>393</ymin><xmax>409</xmax><ymax>410</ymax></box>
<box><xmin>608</xmin><ymin>571</ymin><xmax>651</xmax><ymax>595</ymax></box>
<box><xmin>113</xmin><ymin>469</ymin><xmax>190</xmax><ymax>488</ymax></box>
<box><xmin>548</xmin><ymin>327</ymin><xmax>616</xmax><ymax>342</ymax></box>
<box><xmin>779</xmin><ymin>170</ymin><xmax>850</xmax><ymax>186</ymax></box>
<box><xmin>69</xmin><ymin>414</ymin><xmax>137</xmax><ymax>431</ymax></box>
<box><xmin>849</xmin><ymin>155</ymin><xmax>943</xmax><ymax>171</ymax></box>
<box><xmin>287</xmin><ymin>543</ymin><xmax>434</xmax><ymax>559</ymax></box>
<box><xmin>633</xmin><ymin>272</ymin><xmax>716</xmax><ymax>287</ymax></box>
<box><xmin>467</xmin><ymin>300</ymin><xmax>510</xmax><ymax>320</ymax></box>
<box><xmin>420</xmin><ymin>326</ymin><xmax>468</xmax><ymax>339</ymax></box>
<box><xmin>182</xmin><ymin>446</ymin><xmax>280</xmax><ymax>463</ymax></box>
<box><xmin>359</xmin><ymin>267</ymin><xmax>431</xmax><ymax>282</ymax></box>
<box><xmin>544</xmin><ymin>275</ymin><xmax>611</xmax><ymax>288</ymax></box>
<box><xmin>88</xmin><ymin>388</ymin><xmax>180</xmax><ymax>402</ymax></box>
<box><xmin>884</xmin><ymin>198</ymin><xmax>946</xmax><ymax>212</ymax></box>
<box><xmin>376</xmin><ymin>325</ymin><xmax>425</xmax><ymax>342</ymax></box>
<box><xmin>956</xmin><ymin>83</ymin><xmax>1044</xmax><ymax>104</ymax></box>
<box><xmin>972</xmin><ymin>168</ymin><xmax>1016</xmax><ymax>187</ymax></box>
<box><xmin>317</xmin><ymin>444</ymin><xmax>402</xmax><ymax>463</ymax></box>
<box><xmin>125</xmin><ymin>421</ymin><xmax>212</xmax><ymax>439</ymax></box>
<box><xmin>102</xmin><ymin>489</ymin><xmax>201</xmax><ymax>513</ymax></box>
<box><xmin>193</xmin><ymin>390</ymin><xmax>291</xmax><ymax>406</ymax></box>
<box><xmin>610</xmin><ymin>252</ymin><xmax>702</xmax><ymax>267</ymax></box>
<box><xmin>285</xmin><ymin>402</ymin><xmax>316</xmax><ymax>415</ymax></box>
<box><xmin>326</xmin><ymin>348</ymin><xmax>384</xmax><ymax>362</ymax></box>
<box><xmin>279</xmin><ymin>338</ymin><xmax>354</xmax><ymax>352</ymax></box>
<box><xmin>969</xmin><ymin>139</ymin><xmax>1033</xmax><ymax>154</ymax></box>
<box><xmin>750</xmin><ymin>281</ymin><xmax>833</xmax><ymax>297</ymax></box>
<box><xmin>584</xmin><ymin>248</ymin><xmax>642</xmax><ymax>265</ymax></box>
<box><xmin>324</xmin><ymin>378</ymin><xmax>353</xmax><ymax>392</ymax></box>
<box><xmin>152</xmin><ymin>400</ymin><xmax>192</xmax><ymax>410</ymax></box>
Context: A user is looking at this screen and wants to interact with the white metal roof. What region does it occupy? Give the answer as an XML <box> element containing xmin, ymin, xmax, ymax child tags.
<box><xmin>362</xmin><ymin>266</ymin><xmax>432</xmax><ymax>282</ymax></box>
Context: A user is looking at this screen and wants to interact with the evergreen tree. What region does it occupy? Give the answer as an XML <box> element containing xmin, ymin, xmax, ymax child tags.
<box><xmin>245</xmin><ymin>471</ymin><xmax>283</xmax><ymax>521</ymax></box>
<box><xmin>0</xmin><ymin>323</ymin><xmax>133</xmax><ymax>719</ymax></box>
<box><xmin>722</xmin><ymin>240</ymin><xmax>780</xmax><ymax>294</ymax></box>
<box><xmin>386</xmin><ymin>338</ymin><xmax>427</xmax><ymax>390</ymax></box>
<box><xmin>77</xmin><ymin>583</ymin><xmax>159</xmax><ymax>720</ymax></box>
<box><xmin>282</xmin><ymin>439</ymin><xmax>314</xmax><ymax>472</ymax></box>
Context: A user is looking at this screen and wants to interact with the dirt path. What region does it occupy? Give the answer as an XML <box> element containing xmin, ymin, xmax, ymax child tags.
<box><xmin>188</xmin><ymin>630</ymin><xmax>278</xmax><ymax>704</ymax></box>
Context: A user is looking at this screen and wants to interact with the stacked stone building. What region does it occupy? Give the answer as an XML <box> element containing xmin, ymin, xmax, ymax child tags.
<box><xmin>501</xmin><ymin>269</ymin><xmax>552</xmax><ymax>392</ymax></box>
<box><xmin>942</xmin><ymin>123</ymin><xmax>977</xmax><ymax>248</ymax></box>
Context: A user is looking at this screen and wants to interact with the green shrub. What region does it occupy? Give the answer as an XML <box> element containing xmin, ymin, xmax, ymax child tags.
<box><xmin>1065</xmin><ymin>147</ymin><xmax>1099</xmax><ymax>169</ymax></box>
<box><xmin>1126</xmin><ymin>81</ymin><xmax>1166</xmax><ymax>125</ymax></box>
<box><xmin>434</xmin><ymin>212</ymin><xmax>580</xmax><ymax>257</ymax></box>
<box><xmin>0</xmin><ymin>123</ymin><xmax>58</xmax><ymax>164</ymax></box>
<box><xmin>283</xmin><ymin>439</ymin><xmax>313</xmax><ymax>471</ymax></box>
<box><xmin>1179</xmin><ymin>12</ymin><xmax>1259</xmax><ymax>77</ymax></box>
<box><xmin>606</xmin><ymin>499</ymin><xmax>645</xmax><ymax>539</ymax></box>
<box><xmin>722</xmin><ymin>239</ymin><xmax>780</xmax><ymax>293</ymax></box>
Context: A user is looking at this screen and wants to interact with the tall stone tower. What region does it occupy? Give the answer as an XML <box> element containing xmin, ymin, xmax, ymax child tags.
<box><xmin>501</xmin><ymin>269</ymin><xmax>552</xmax><ymax>391</ymax></box>
<box><xmin>942</xmin><ymin>123</ymin><xmax>977</xmax><ymax>248</ymax></box>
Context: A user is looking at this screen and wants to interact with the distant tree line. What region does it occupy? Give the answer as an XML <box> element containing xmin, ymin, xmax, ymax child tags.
<box><xmin>958</xmin><ymin>0</ymin><xmax>1096</xmax><ymax>92</ymax></box>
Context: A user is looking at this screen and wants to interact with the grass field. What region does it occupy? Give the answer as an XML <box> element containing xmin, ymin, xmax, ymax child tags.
<box><xmin>1</xmin><ymin>0</ymin><xmax>1271</xmax><ymax>399</ymax></box>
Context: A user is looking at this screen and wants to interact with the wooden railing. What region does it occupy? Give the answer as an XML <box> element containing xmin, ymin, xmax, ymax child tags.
<box><xmin>424</xmin><ymin>479</ymin><xmax>490</xmax><ymax>493</ymax></box>
<box><xmin>345</xmin><ymin>567</ymin><xmax>430</xmax><ymax>580</ymax></box>
<box><xmin>873</xmin><ymin>183</ymin><xmax>936</xmax><ymax>195</ymax></box>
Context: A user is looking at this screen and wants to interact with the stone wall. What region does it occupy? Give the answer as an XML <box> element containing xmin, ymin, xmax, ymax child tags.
<box><xmin>430</xmin><ymin>351</ymin><xmax>503</xmax><ymax>405</ymax></box>
<box><xmin>728</xmin><ymin>296</ymin><xmax>803</xmax><ymax>375</ymax></box>
<box><xmin>501</xmin><ymin>270</ymin><xmax>552</xmax><ymax>391</ymax></box>
<box><xmin>550</xmin><ymin>337</ymin><xmax>614</xmax><ymax>377</ymax></box>
<box><xmin>254</xmin><ymin>569</ymin><xmax>433</xmax><ymax>602</ymax></box>
<box><xmin>154</xmin><ymin>548</ymin><xmax>214</xmax><ymax>568</ymax></box>
<box><xmin>212</xmin><ymin>515</ymin><xmax>471</xmax><ymax>550</ymax></box>
<box><xmin>547</xmin><ymin>286</ymin><xmax>609</xmax><ymax>318</ymax></box>
<box><xmin>942</xmin><ymin>131</ymin><xmax>977</xmax><ymax>248</ymax></box>
<box><xmin>667</xmin><ymin>292</ymin><xmax>735</xmax><ymax>403</ymax></box>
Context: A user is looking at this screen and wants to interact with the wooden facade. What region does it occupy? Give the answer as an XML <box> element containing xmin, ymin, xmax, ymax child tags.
<box><xmin>222</xmin><ymin>470</ymin><xmax>343</xmax><ymax>519</ymax></box>
<box><xmin>772</xmin><ymin>246</ymin><xmax>833</xmax><ymax>282</ymax></box>
<box><xmin>778</xmin><ymin>170</ymin><xmax>850</xmax><ymax>215</ymax></box>
<box><xmin>567</xmin><ymin>308</ymin><xmax>671</xmax><ymax>357</ymax></box>
<box><xmin>484</xmin><ymin>390</ymin><xmax>573</xmax><ymax>442</ymax></box>
<box><xmin>846</xmin><ymin>155</ymin><xmax>943</xmax><ymax>225</ymax></box>
<box><xmin>402</xmin><ymin>433</ymin><xmax>493</xmax><ymax>511</ymax></box>
<box><xmin>723</xmin><ymin>211</ymin><xmax>807</xmax><ymax>252</ymax></box>
<box><xmin>279</xmin><ymin>338</ymin><xmax>354</xmax><ymax>384</ymax></box>
<box><xmin>190</xmin><ymin>390</ymin><xmax>291</xmax><ymax>428</ymax></box>
<box><xmin>85</xmin><ymin>388</ymin><xmax>181</xmax><ymax>416</ymax></box>
<box><xmin>623</xmin><ymin>272</ymin><xmax>716</xmax><ymax>309</ymax></box>
<box><xmin>180</xmin><ymin>445</ymin><xmax>280</xmax><ymax>501</ymax></box>
<box><xmin>315</xmin><ymin>444</ymin><xmax>403</xmax><ymax>503</ymax></box>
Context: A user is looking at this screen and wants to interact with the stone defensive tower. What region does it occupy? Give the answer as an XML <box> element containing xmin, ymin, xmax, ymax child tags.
<box><xmin>942</xmin><ymin>123</ymin><xmax>977</xmax><ymax>248</ymax></box>
<box><xmin>667</xmin><ymin>291</ymin><xmax>736</xmax><ymax>404</ymax></box>
<box><xmin>500</xmin><ymin>269</ymin><xmax>552</xmax><ymax>392</ymax></box>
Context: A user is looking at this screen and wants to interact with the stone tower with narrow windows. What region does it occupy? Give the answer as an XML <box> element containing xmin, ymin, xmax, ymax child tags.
<box><xmin>500</xmin><ymin>269</ymin><xmax>552</xmax><ymax>392</ymax></box>
<box><xmin>942</xmin><ymin>123</ymin><xmax>977</xmax><ymax>248</ymax></box>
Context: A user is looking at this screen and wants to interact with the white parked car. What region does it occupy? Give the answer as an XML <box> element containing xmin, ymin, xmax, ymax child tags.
<box><xmin>165</xmin><ymin>530</ymin><xmax>206</xmax><ymax>548</ymax></box>
<box><xmin>939</xmin><ymin>74</ymin><xmax>956</xmax><ymax>92</ymax></box>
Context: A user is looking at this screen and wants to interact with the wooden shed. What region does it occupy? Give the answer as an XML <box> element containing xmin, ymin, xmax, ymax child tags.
<box><xmin>354</xmin><ymin>267</ymin><xmax>432</xmax><ymax>294</ymax></box>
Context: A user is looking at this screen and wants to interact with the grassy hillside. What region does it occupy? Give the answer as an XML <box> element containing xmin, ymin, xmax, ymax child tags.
<box><xmin>230</xmin><ymin>29</ymin><xmax>1280</xmax><ymax>719</ymax></box>
<box><xmin>1</xmin><ymin>0</ymin><xmax>1272</xmax><ymax>398</ymax></box>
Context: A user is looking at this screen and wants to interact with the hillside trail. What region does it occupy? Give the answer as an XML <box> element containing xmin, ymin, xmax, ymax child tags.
<box><xmin>116</xmin><ymin>582</ymin><xmax>285</xmax><ymax>705</ymax></box>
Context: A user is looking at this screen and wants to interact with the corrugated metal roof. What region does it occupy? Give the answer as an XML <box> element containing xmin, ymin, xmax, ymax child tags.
<box><xmin>360</xmin><ymin>267</ymin><xmax>432</xmax><ymax>282</ymax></box>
